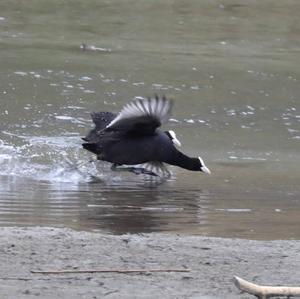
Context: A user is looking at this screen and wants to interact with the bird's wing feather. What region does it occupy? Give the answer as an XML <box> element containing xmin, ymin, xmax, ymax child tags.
<box><xmin>106</xmin><ymin>95</ymin><xmax>173</xmax><ymax>135</ymax></box>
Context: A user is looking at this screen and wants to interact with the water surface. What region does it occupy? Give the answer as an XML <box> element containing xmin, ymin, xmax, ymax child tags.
<box><xmin>0</xmin><ymin>1</ymin><xmax>299</xmax><ymax>239</ymax></box>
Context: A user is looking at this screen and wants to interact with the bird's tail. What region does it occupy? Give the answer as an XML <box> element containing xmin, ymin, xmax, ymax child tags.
<box><xmin>82</xmin><ymin>143</ymin><xmax>98</xmax><ymax>154</ymax></box>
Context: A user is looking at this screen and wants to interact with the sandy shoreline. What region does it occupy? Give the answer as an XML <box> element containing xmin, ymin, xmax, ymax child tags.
<box><xmin>0</xmin><ymin>227</ymin><xmax>299</xmax><ymax>299</ymax></box>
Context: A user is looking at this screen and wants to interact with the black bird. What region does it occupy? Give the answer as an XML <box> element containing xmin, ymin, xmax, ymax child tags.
<box><xmin>82</xmin><ymin>96</ymin><xmax>210</xmax><ymax>176</ymax></box>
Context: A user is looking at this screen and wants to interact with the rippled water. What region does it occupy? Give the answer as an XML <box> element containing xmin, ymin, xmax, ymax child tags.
<box><xmin>0</xmin><ymin>1</ymin><xmax>299</xmax><ymax>239</ymax></box>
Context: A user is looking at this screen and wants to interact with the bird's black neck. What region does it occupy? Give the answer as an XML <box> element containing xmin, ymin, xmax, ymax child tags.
<box><xmin>167</xmin><ymin>150</ymin><xmax>200</xmax><ymax>171</ymax></box>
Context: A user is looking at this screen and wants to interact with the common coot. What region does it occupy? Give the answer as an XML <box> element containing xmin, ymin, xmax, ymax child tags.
<box><xmin>82</xmin><ymin>95</ymin><xmax>210</xmax><ymax>176</ymax></box>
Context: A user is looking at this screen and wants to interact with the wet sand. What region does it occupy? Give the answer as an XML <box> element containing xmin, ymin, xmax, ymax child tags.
<box><xmin>0</xmin><ymin>227</ymin><xmax>299</xmax><ymax>299</ymax></box>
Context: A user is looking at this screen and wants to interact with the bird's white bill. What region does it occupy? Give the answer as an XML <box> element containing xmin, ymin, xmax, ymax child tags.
<box><xmin>198</xmin><ymin>157</ymin><xmax>211</xmax><ymax>174</ymax></box>
<box><xmin>168</xmin><ymin>130</ymin><xmax>181</xmax><ymax>147</ymax></box>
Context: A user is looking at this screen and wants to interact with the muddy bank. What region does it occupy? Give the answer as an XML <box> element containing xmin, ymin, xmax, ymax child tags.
<box><xmin>0</xmin><ymin>227</ymin><xmax>299</xmax><ymax>299</ymax></box>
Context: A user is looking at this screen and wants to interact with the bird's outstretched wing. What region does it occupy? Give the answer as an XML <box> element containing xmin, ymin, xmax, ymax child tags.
<box><xmin>106</xmin><ymin>95</ymin><xmax>173</xmax><ymax>135</ymax></box>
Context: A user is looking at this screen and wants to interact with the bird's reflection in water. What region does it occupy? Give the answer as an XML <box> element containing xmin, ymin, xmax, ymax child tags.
<box><xmin>76</xmin><ymin>174</ymin><xmax>210</xmax><ymax>235</ymax></box>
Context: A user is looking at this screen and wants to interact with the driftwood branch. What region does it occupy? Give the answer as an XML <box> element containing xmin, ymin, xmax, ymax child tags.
<box><xmin>31</xmin><ymin>268</ymin><xmax>190</xmax><ymax>275</ymax></box>
<box><xmin>234</xmin><ymin>276</ymin><xmax>300</xmax><ymax>299</ymax></box>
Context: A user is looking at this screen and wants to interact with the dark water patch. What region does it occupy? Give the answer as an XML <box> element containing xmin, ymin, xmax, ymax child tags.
<box><xmin>0</xmin><ymin>166</ymin><xmax>299</xmax><ymax>240</ymax></box>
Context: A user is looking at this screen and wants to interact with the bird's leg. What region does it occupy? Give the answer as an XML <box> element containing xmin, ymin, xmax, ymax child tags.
<box><xmin>111</xmin><ymin>164</ymin><xmax>158</xmax><ymax>176</ymax></box>
<box><xmin>111</xmin><ymin>163</ymin><xmax>122</xmax><ymax>171</ymax></box>
<box><xmin>130</xmin><ymin>167</ymin><xmax>158</xmax><ymax>176</ymax></box>
<box><xmin>111</xmin><ymin>163</ymin><xmax>134</xmax><ymax>173</ymax></box>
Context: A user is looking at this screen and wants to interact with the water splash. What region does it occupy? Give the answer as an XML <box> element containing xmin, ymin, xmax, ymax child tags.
<box><xmin>0</xmin><ymin>135</ymin><xmax>102</xmax><ymax>183</ymax></box>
